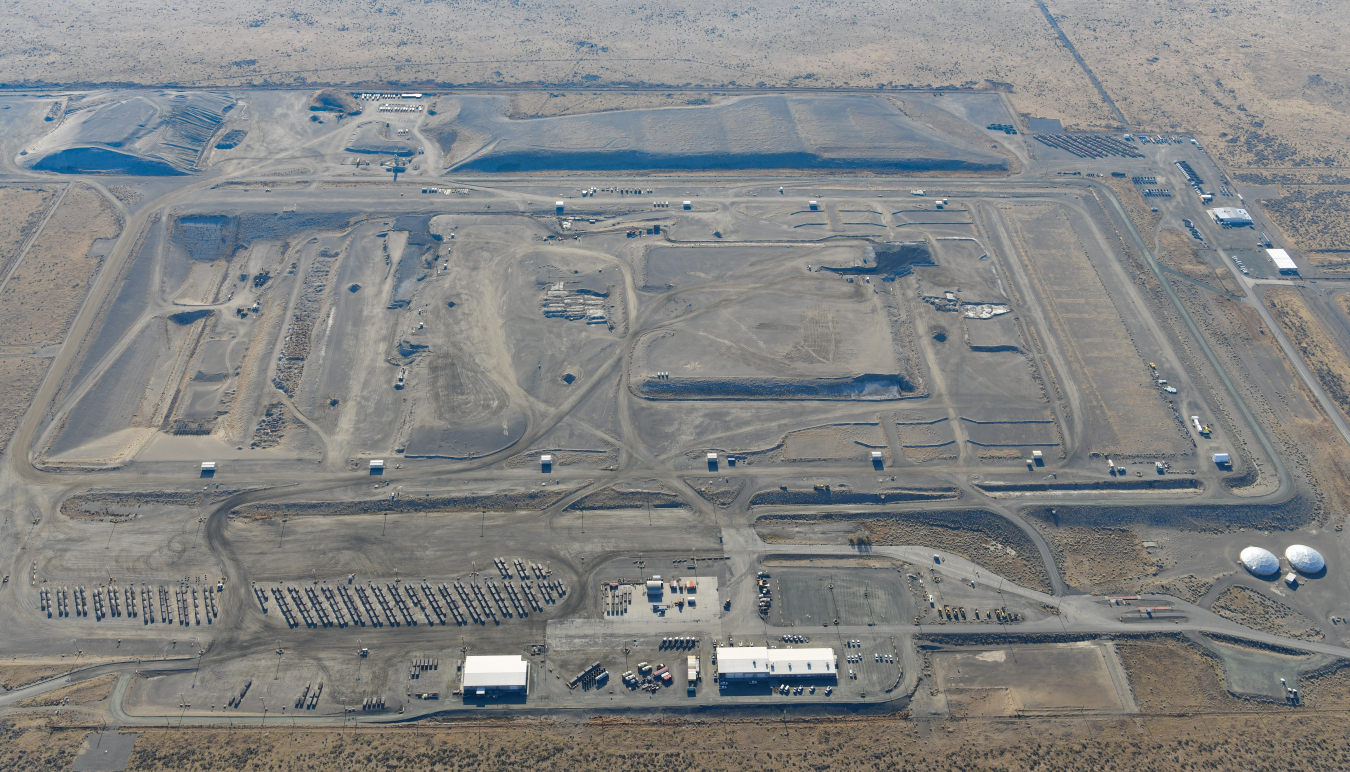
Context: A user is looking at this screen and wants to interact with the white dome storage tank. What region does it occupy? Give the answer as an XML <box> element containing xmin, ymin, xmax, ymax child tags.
<box><xmin>1239</xmin><ymin>546</ymin><xmax>1280</xmax><ymax>576</ymax></box>
<box><xmin>1285</xmin><ymin>545</ymin><xmax>1325</xmax><ymax>573</ymax></box>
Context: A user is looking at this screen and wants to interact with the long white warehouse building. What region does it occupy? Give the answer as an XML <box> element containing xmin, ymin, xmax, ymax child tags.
<box><xmin>716</xmin><ymin>647</ymin><xmax>836</xmax><ymax>680</ymax></box>
<box><xmin>462</xmin><ymin>655</ymin><xmax>530</xmax><ymax>695</ymax></box>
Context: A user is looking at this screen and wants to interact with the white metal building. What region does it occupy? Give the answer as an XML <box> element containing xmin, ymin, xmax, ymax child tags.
<box><xmin>1266</xmin><ymin>248</ymin><xmax>1298</xmax><ymax>274</ymax></box>
<box><xmin>1209</xmin><ymin>207</ymin><xmax>1253</xmax><ymax>226</ymax></box>
<box><xmin>462</xmin><ymin>655</ymin><xmax>529</xmax><ymax>695</ymax></box>
<box><xmin>715</xmin><ymin>646</ymin><xmax>836</xmax><ymax>680</ymax></box>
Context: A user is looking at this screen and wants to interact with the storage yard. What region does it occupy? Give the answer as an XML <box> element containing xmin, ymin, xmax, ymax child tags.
<box><xmin>0</xmin><ymin>87</ymin><xmax>1346</xmax><ymax>767</ymax></box>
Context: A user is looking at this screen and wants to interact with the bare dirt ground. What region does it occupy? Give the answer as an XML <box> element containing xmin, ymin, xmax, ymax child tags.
<box><xmin>1043</xmin><ymin>527</ymin><xmax>1158</xmax><ymax>594</ymax></box>
<box><xmin>757</xmin><ymin>511</ymin><xmax>1053</xmax><ymax>593</ymax></box>
<box><xmin>1103</xmin><ymin>177</ymin><xmax>1160</xmax><ymax>241</ymax></box>
<box><xmin>12</xmin><ymin>673</ymin><xmax>116</xmax><ymax>708</ymax></box>
<box><xmin>686</xmin><ymin>477</ymin><xmax>745</xmax><ymax>507</ymax></box>
<box><xmin>1156</xmin><ymin>229</ymin><xmax>1245</xmax><ymax>298</ymax></box>
<box><xmin>1210</xmin><ymin>585</ymin><xmax>1323</xmax><ymax>642</ymax></box>
<box><xmin>508</xmin><ymin>92</ymin><xmax>719</xmax><ymax>119</ymax></box>
<box><xmin>0</xmin><ymin>716</ymin><xmax>90</xmax><ymax>772</ymax></box>
<box><xmin>230</xmin><ymin>486</ymin><xmax>583</xmax><ymax>518</ymax></box>
<box><xmin>1264</xmin><ymin>287</ymin><xmax>1350</xmax><ymax>422</ymax></box>
<box><xmin>1301</xmin><ymin>660</ymin><xmax>1350</xmax><ymax>710</ymax></box>
<box><xmin>1</xmin><ymin>709</ymin><xmax>1348</xmax><ymax>772</ymax></box>
<box><xmin>1134</xmin><ymin>204</ymin><xmax>1350</xmax><ymax>515</ymax></box>
<box><xmin>0</xmin><ymin>356</ymin><xmax>48</xmax><ymax>455</ymax></box>
<box><xmin>0</xmin><ymin>663</ymin><xmax>72</xmax><ymax>692</ymax></box>
<box><xmin>0</xmin><ymin>2</ymin><xmax>1114</xmax><ymax>128</ymax></box>
<box><xmin>1263</xmin><ymin>189</ymin><xmax>1350</xmax><ymax>263</ymax></box>
<box><xmin>0</xmin><ymin>185</ymin><xmax>120</xmax><ymax>349</ymax></box>
<box><xmin>0</xmin><ymin>657</ymin><xmax>125</xmax><ymax>691</ymax></box>
<box><xmin>1116</xmin><ymin>635</ymin><xmax>1258</xmax><ymax>713</ymax></box>
<box><xmin>0</xmin><ymin>185</ymin><xmax>57</xmax><ymax>281</ymax></box>
<box><xmin>1002</xmin><ymin>203</ymin><xmax>1187</xmax><ymax>458</ymax></box>
<box><xmin>7</xmin><ymin>0</ymin><xmax>1347</xmax><ymax>174</ymax></box>
<box><xmin>1048</xmin><ymin>0</ymin><xmax>1350</xmax><ymax>169</ymax></box>
<box><xmin>1141</xmin><ymin>573</ymin><xmax>1215</xmax><ymax>604</ymax></box>
<box><xmin>565</xmin><ymin>482</ymin><xmax>688</xmax><ymax>511</ymax></box>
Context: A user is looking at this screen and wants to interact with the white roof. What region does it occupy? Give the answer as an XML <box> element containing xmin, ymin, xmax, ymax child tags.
<box><xmin>463</xmin><ymin>655</ymin><xmax>529</xmax><ymax>688</ymax></box>
<box><xmin>201</xmin><ymin>462</ymin><xmax>216</xmax><ymax>469</ymax></box>
<box><xmin>540</xmin><ymin>454</ymin><xmax>553</xmax><ymax>462</ymax></box>
<box><xmin>715</xmin><ymin>646</ymin><xmax>835</xmax><ymax>676</ymax></box>
<box><xmin>1240</xmin><ymin>546</ymin><xmax>1280</xmax><ymax>576</ymax></box>
<box><xmin>717</xmin><ymin>646</ymin><xmax>769</xmax><ymax>675</ymax></box>
<box><xmin>871</xmin><ymin>451</ymin><xmax>883</xmax><ymax>458</ymax></box>
<box><xmin>1285</xmin><ymin>544</ymin><xmax>1325</xmax><ymax>573</ymax></box>
<box><xmin>768</xmin><ymin>648</ymin><xmax>835</xmax><ymax>675</ymax></box>
<box><xmin>707</xmin><ymin>452</ymin><xmax>718</xmax><ymax>459</ymax></box>
<box><xmin>369</xmin><ymin>459</ymin><xmax>384</xmax><ymax>467</ymax></box>
<box><xmin>1266</xmin><ymin>248</ymin><xmax>1297</xmax><ymax>270</ymax></box>
<box><xmin>1209</xmin><ymin>207</ymin><xmax>1252</xmax><ymax>222</ymax></box>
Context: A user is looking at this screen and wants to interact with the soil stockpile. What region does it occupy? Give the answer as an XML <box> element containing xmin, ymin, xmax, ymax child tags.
<box><xmin>757</xmin><ymin>509</ymin><xmax>1052</xmax><ymax>593</ymax></box>
<box><xmin>565</xmin><ymin>485</ymin><xmax>688</xmax><ymax>510</ymax></box>
<box><xmin>1022</xmin><ymin>497</ymin><xmax>1318</xmax><ymax>532</ymax></box>
<box><xmin>749</xmin><ymin>487</ymin><xmax>957</xmax><ymax>507</ymax></box>
<box><xmin>231</xmin><ymin>487</ymin><xmax>582</xmax><ymax>518</ymax></box>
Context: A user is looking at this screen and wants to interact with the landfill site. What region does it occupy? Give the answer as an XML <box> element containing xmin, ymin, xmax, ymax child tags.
<box><xmin>3</xmin><ymin>87</ymin><xmax>1350</xmax><ymax>747</ymax></box>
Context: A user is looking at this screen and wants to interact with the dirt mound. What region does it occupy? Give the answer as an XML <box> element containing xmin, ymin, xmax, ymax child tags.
<box><xmin>756</xmin><ymin>509</ymin><xmax>1052</xmax><ymax>593</ymax></box>
<box><xmin>749</xmin><ymin>486</ymin><xmax>957</xmax><ymax>507</ymax></box>
<box><xmin>308</xmin><ymin>89</ymin><xmax>359</xmax><ymax>114</ymax></box>
<box><xmin>686</xmin><ymin>477</ymin><xmax>745</xmax><ymax>507</ymax></box>
<box><xmin>214</xmin><ymin>129</ymin><xmax>247</xmax><ymax>149</ymax></box>
<box><xmin>230</xmin><ymin>487</ymin><xmax>583</xmax><ymax>518</ymax></box>
<box><xmin>635</xmin><ymin>374</ymin><xmax>914</xmax><ymax>401</ymax></box>
<box><xmin>1023</xmin><ymin>496</ymin><xmax>1318</xmax><ymax>532</ymax></box>
<box><xmin>565</xmin><ymin>483</ymin><xmax>687</xmax><ymax>510</ymax></box>
<box><xmin>28</xmin><ymin>91</ymin><xmax>235</xmax><ymax>175</ymax></box>
<box><xmin>976</xmin><ymin>478</ymin><xmax>1201</xmax><ymax>495</ymax></box>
